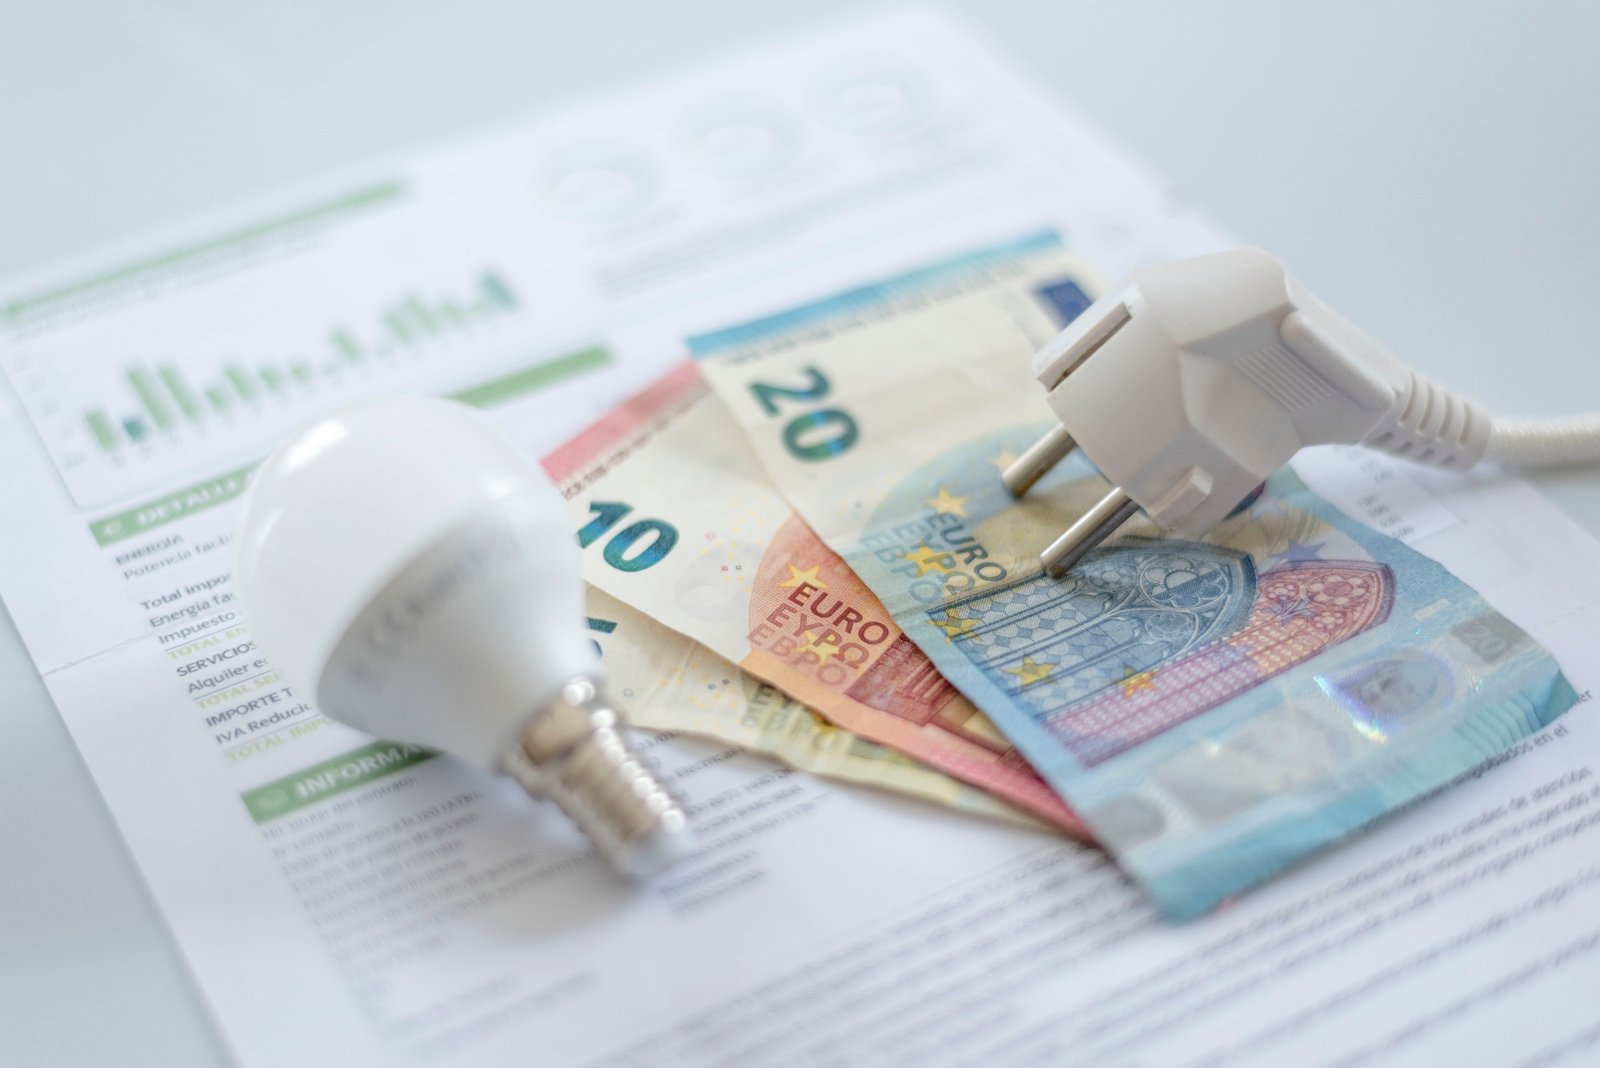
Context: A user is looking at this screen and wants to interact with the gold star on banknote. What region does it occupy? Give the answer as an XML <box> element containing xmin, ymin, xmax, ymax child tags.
<box><xmin>900</xmin><ymin>544</ymin><xmax>954</xmax><ymax>576</ymax></box>
<box><xmin>990</xmin><ymin>447</ymin><xmax>1018</xmax><ymax>472</ymax></box>
<box><xmin>798</xmin><ymin>628</ymin><xmax>840</xmax><ymax>665</ymax></box>
<box><xmin>1120</xmin><ymin>666</ymin><xmax>1157</xmax><ymax>697</ymax></box>
<box><xmin>778</xmin><ymin>563</ymin><xmax>826</xmax><ymax>590</ymax></box>
<box><xmin>924</xmin><ymin>487</ymin><xmax>969</xmax><ymax>517</ymax></box>
<box><xmin>1005</xmin><ymin>656</ymin><xmax>1056</xmax><ymax>687</ymax></box>
<box><xmin>932</xmin><ymin>609</ymin><xmax>979</xmax><ymax>640</ymax></box>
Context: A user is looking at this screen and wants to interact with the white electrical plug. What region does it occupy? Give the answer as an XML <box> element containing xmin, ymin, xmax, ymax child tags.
<box><xmin>1005</xmin><ymin>247</ymin><xmax>1600</xmax><ymax>575</ymax></box>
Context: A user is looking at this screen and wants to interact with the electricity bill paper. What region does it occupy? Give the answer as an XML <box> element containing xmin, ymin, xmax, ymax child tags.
<box><xmin>2</xmin><ymin>9</ymin><xmax>1599</xmax><ymax>1066</ymax></box>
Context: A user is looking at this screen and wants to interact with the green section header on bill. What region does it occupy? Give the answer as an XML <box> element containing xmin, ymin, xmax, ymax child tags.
<box><xmin>89</xmin><ymin>464</ymin><xmax>257</xmax><ymax>546</ymax></box>
<box><xmin>241</xmin><ymin>740</ymin><xmax>436</xmax><ymax>824</ymax></box>
<box><xmin>449</xmin><ymin>344</ymin><xmax>612</xmax><ymax>406</ymax></box>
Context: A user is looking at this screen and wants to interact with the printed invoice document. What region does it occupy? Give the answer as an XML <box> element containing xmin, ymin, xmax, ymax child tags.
<box><xmin>1</xmin><ymin>10</ymin><xmax>1597</xmax><ymax>1066</ymax></box>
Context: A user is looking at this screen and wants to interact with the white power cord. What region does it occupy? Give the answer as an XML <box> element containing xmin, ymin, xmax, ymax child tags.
<box><xmin>1487</xmin><ymin>414</ymin><xmax>1600</xmax><ymax>467</ymax></box>
<box><xmin>1004</xmin><ymin>248</ymin><xmax>1600</xmax><ymax>575</ymax></box>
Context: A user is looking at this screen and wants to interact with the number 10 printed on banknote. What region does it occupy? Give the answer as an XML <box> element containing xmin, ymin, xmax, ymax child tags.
<box><xmin>689</xmin><ymin>233</ymin><xmax>1578</xmax><ymax>918</ymax></box>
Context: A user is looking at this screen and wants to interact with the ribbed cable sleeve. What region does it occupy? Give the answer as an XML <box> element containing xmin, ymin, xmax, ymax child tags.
<box><xmin>1360</xmin><ymin>369</ymin><xmax>1490</xmax><ymax>470</ymax></box>
<box><xmin>1484</xmin><ymin>414</ymin><xmax>1600</xmax><ymax>467</ymax></box>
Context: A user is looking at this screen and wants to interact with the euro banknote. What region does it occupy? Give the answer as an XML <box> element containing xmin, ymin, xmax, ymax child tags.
<box><xmin>542</xmin><ymin>360</ymin><xmax>1090</xmax><ymax>837</ymax></box>
<box><xmin>688</xmin><ymin>232</ymin><xmax>1578</xmax><ymax>918</ymax></box>
<box><xmin>584</xmin><ymin>586</ymin><xmax>1042</xmax><ymax>826</ymax></box>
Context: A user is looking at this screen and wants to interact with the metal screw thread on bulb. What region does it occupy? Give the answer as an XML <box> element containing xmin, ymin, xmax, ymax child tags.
<box><xmin>504</xmin><ymin>677</ymin><xmax>693</xmax><ymax>876</ymax></box>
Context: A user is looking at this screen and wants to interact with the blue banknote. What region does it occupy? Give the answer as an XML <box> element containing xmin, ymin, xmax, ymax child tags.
<box><xmin>854</xmin><ymin>450</ymin><xmax>1574</xmax><ymax>918</ymax></box>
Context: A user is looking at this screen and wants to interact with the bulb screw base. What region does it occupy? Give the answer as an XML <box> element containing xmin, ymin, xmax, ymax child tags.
<box><xmin>504</xmin><ymin>676</ymin><xmax>693</xmax><ymax>876</ymax></box>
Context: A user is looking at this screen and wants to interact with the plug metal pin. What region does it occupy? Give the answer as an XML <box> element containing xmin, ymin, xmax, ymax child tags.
<box><xmin>1002</xmin><ymin>426</ymin><xmax>1077</xmax><ymax>498</ymax></box>
<box><xmin>1040</xmin><ymin>487</ymin><xmax>1140</xmax><ymax>577</ymax></box>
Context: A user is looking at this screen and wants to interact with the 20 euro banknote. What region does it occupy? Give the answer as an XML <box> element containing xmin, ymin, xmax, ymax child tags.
<box><xmin>689</xmin><ymin>232</ymin><xmax>1578</xmax><ymax>918</ymax></box>
<box><xmin>584</xmin><ymin>585</ymin><xmax>1044</xmax><ymax>827</ymax></box>
<box><xmin>542</xmin><ymin>360</ymin><xmax>1088</xmax><ymax>835</ymax></box>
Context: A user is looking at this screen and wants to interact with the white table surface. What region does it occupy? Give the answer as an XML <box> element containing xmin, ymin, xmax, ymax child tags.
<box><xmin>3</xmin><ymin>3</ymin><xmax>1597</xmax><ymax>1063</ymax></box>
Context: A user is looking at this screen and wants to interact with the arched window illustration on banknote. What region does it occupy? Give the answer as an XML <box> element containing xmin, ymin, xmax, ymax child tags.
<box><xmin>936</xmin><ymin>541</ymin><xmax>1395</xmax><ymax>765</ymax></box>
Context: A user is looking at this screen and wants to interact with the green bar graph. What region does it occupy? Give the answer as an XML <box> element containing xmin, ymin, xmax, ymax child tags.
<box><xmin>158</xmin><ymin>364</ymin><xmax>203</xmax><ymax>421</ymax></box>
<box><xmin>127</xmin><ymin>367</ymin><xmax>175</xmax><ymax>431</ymax></box>
<box><xmin>85</xmin><ymin>410</ymin><xmax>119</xmax><ymax>450</ymax></box>
<box><xmin>74</xmin><ymin>270</ymin><xmax>533</xmax><ymax>454</ymax></box>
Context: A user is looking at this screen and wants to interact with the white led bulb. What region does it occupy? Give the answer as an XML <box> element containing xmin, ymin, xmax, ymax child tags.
<box><xmin>235</xmin><ymin>396</ymin><xmax>692</xmax><ymax>875</ymax></box>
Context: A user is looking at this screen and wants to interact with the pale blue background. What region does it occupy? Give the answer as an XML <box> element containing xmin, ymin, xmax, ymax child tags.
<box><xmin>3</xmin><ymin>2</ymin><xmax>1598</xmax><ymax>1062</ymax></box>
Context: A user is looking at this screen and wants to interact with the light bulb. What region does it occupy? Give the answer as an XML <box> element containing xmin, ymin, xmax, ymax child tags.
<box><xmin>235</xmin><ymin>396</ymin><xmax>693</xmax><ymax>875</ymax></box>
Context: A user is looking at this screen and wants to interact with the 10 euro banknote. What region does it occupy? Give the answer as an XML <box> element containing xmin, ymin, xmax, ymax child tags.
<box><xmin>689</xmin><ymin>232</ymin><xmax>1577</xmax><ymax>918</ymax></box>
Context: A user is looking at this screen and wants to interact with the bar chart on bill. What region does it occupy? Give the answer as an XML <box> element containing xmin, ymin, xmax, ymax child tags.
<box><xmin>82</xmin><ymin>272</ymin><xmax>519</xmax><ymax>448</ymax></box>
<box><xmin>1</xmin><ymin>265</ymin><xmax>609</xmax><ymax>509</ymax></box>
